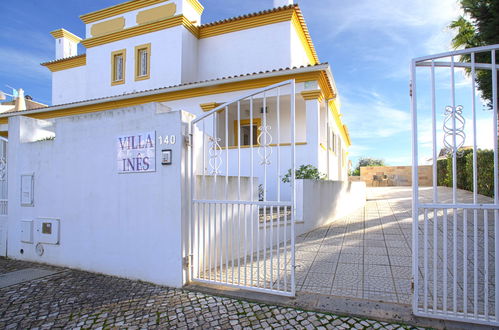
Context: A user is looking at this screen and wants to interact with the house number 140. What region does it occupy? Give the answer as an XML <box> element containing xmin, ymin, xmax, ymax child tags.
<box><xmin>158</xmin><ymin>135</ymin><xmax>176</xmax><ymax>145</ymax></box>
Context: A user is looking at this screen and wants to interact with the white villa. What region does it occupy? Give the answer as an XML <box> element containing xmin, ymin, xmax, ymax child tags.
<box><xmin>0</xmin><ymin>0</ymin><xmax>355</xmax><ymax>291</ymax></box>
<box><xmin>35</xmin><ymin>0</ymin><xmax>348</xmax><ymax>181</ymax></box>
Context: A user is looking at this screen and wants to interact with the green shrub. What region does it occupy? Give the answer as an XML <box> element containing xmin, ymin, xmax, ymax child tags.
<box><xmin>476</xmin><ymin>150</ymin><xmax>494</xmax><ymax>197</ymax></box>
<box><xmin>439</xmin><ymin>148</ymin><xmax>495</xmax><ymax>198</ymax></box>
<box><xmin>437</xmin><ymin>158</ymin><xmax>449</xmax><ymax>186</ymax></box>
<box><xmin>282</xmin><ymin>164</ymin><xmax>327</xmax><ymax>183</ymax></box>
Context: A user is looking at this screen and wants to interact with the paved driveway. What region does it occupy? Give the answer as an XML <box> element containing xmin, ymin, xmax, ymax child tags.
<box><xmin>295</xmin><ymin>186</ymin><xmax>496</xmax><ymax>313</ymax></box>
<box><xmin>295</xmin><ymin>187</ymin><xmax>413</xmax><ymax>304</ymax></box>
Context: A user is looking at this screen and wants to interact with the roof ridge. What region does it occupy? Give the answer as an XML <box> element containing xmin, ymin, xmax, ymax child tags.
<box><xmin>200</xmin><ymin>4</ymin><xmax>298</xmax><ymax>28</ymax></box>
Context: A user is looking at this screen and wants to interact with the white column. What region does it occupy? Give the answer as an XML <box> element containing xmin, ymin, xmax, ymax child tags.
<box><xmin>301</xmin><ymin>90</ymin><xmax>322</xmax><ymax>169</ymax></box>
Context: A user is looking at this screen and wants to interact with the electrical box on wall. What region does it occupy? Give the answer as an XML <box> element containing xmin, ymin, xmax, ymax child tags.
<box><xmin>20</xmin><ymin>220</ymin><xmax>33</xmax><ymax>243</ymax></box>
<box><xmin>35</xmin><ymin>218</ymin><xmax>60</xmax><ymax>244</ymax></box>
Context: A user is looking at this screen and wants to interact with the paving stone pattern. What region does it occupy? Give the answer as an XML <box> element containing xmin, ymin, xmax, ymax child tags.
<box><xmin>295</xmin><ymin>187</ymin><xmax>414</xmax><ymax>304</ymax></box>
<box><xmin>0</xmin><ymin>259</ymin><xmax>426</xmax><ymax>329</ymax></box>
<box><xmin>296</xmin><ymin>186</ymin><xmax>497</xmax><ymax>315</ymax></box>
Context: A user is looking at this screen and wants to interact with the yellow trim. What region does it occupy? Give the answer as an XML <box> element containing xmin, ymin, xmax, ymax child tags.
<box><xmin>42</xmin><ymin>55</ymin><xmax>86</xmax><ymax>72</ymax></box>
<box><xmin>135</xmin><ymin>43</ymin><xmax>151</xmax><ymax>81</ymax></box>
<box><xmin>328</xmin><ymin>99</ymin><xmax>351</xmax><ymax>148</ymax></box>
<box><xmin>0</xmin><ymin>70</ymin><xmax>331</xmax><ymax>124</ymax></box>
<box><xmin>50</xmin><ymin>29</ymin><xmax>82</xmax><ymax>43</ymax></box>
<box><xmin>81</xmin><ymin>0</ymin><xmax>169</xmax><ymax>24</ymax></box>
<box><xmin>320</xmin><ymin>143</ymin><xmax>327</xmax><ymax>151</ymax></box>
<box><xmin>234</xmin><ymin>118</ymin><xmax>262</xmax><ymax>146</ymax></box>
<box><xmin>91</xmin><ymin>17</ymin><xmax>126</xmax><ymax>37</ymax></box>
<box><xmin>182</xmin><ymin>16</ymin><xmax>200</xmax><ymax>37</ymax></box>
<box><xmin>80</xmin><ymin>5</ymin><xmax>320</xmax><ymax>69</ymax></box>
<box><xmin>199</xmin><ymin>7</ymin><xmax>294</xmax><ymax>39</ymax></box>
<box><xmin>221</xmin><ymin>142</ymin><xmax>307</xmax><ymax>150</ymax></box>
<box><xmin>185</xmin><ymin>0</ymin><xmax>204</xmax><ymax>15</ymax></box>
<box><xmin>82</xmin><ymin>15</ymin><xmax>186</xmax><ymax>48</ymax></box>
<box><xmin>200</xmin><ymin>102</ymin><xmax>223</xmax><ymax>112</ymax></box>
<box><xmin>300</xmin><ymin>90</ymin><xmax>324</xmax><ymax>102</ymax></box>
<box><xmin>291</xmin><ymin>11</ymin><xmax>318</xmax><ymax>65</ymax></box>
<box><xmin>111</xmin><ymin>49</ymin><xmax>126</xmax><ymax>86</ymax></box>
<box><xmin>136</xmin><ymin>3</ymin><xmax>176</xmax><ymax>25</ymax></box>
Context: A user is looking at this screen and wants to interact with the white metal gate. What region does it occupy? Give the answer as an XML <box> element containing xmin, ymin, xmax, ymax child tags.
<box><xmin>188</xmin><ymin>80</ymin><xmax>296</xmax><ymax>296</ymax></box>
<box><xmin>411</xmin><ymin>45</ymin><xmax>499</xmax><ymax>325</ymax></box>
<box><xmin>0</xmin><ymin>137</ymin><xmax>8</xmax><ymax>257</ymax></box>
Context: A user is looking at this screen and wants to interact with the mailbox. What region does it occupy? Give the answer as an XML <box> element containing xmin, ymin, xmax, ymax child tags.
<box><xmin>35</xmin><ymin>218</ymin><xmax>60</xmax><ymax>245</ymax></box>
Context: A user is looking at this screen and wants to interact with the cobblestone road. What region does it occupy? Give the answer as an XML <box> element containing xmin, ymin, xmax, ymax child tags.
<box><xmin>0</xmin><ymin>258</ymin><xmax>426</xmax><ymax>329</ymax></box>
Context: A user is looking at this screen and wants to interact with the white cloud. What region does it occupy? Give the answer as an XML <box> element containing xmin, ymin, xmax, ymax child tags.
<box><xmin>341</xmin><ymin>91</ymin><xmax>411</xmax><ymax>139</ymax></box>
<box><xmin>0</xmin><ymin>47</ymin><xmax>50</xmax><ymax>81</ymax></box>
<box><xmin>301</xmin><ymin>0</ymin><xmax>462</xmax><ymax>80</ymax></box>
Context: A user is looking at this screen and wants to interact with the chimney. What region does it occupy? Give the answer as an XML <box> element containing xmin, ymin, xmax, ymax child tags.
<box><xmin>50</xmin><ymin>29</ymin><xmax>82</xmax><ymax>60</ymax></box>
<box><xmin>273</xmin><ymin>0</ymin><xmax>293</xmax><ymax>7</ymax></box>
<box><xmin>15</xmin><ymin>89</ymin><xmax>26</xmax><ymax>111</ymax></box>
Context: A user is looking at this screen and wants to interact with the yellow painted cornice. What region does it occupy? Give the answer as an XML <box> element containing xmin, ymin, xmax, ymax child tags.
<box><xmin>41</xmin><ymin>54</ymin><xmax>87</xmax><ymax>72</ymax></box>
<box><xmin>199</xmin><ymin>7</ymin><xmax>294</xmax><ymax>39</ymax></box>
<box><xmin>200</xmin><ymin>102</ymin><xmax>223</xmax><ymax>112</ymax></box>
<box><xmin>80</xmin><ymin>0</ymin><xmax>169</xmax><ymax>24</ymax></box>
<box><xmin>300</xmin><ymin>89</ymin><xmax>324</xmax><ymax>102</ymax></box>
<box><xmin>1</xmin><ymin>70</ymin><xmax>324</xmax><ymax>124</ymax></box>
<box><xmin>79</xmin><ymin>4</ymin><xmax>319</xmax><ymax>67</ymax></box>
<box><xmin>328</xmin><ymin>99</ymin><xmax>351</xmax><ymax>148</ymax></box>
<box><xmin>82</xmin><ymin>15</ymin><xmax>188</xmax><ymax>48</ymax></box>
<box><xmin>186</xmin><ymin>0</ymin><xmax>204</xmax><ymax>15</ymax></box>
<box><xmin>291</xmin><ymin>10</ymin><xmax>318</xmax><ymax>65</ymax></box>
<box><xmin>50</xmin><ymin>29</ymin><xmax>82</xmax><ymax>43</ymax></box>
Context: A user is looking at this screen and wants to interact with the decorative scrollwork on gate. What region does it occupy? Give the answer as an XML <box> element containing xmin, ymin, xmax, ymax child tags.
<box><xmin>443</xmin><ymin>105</ymin><xmax>466</xmax><ymax>157</ymax></box>
<box><xmin>0</xmin><ymin>157</ymin><xmax>7</xmax><ymax>181</ymax></box>
<box><xmin>257</xmin><ymin>125</ymin><xmax>273</xmax><ymax>165</ymax></box>
<box><xmin>208</xmin><ymin>136</ymin><xmax>222</xmax><ymax>175</ymax></box>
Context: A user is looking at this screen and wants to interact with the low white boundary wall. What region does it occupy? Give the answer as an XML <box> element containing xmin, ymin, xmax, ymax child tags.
<box><xmin>295</xmin><ymin>179</ymin><xmax>366</xmax><ymax>235</ymax></box>
<box><xmin>7</xmin><ymin>103</ymin><xmax>192</xmax><ymax>288</ymax></box>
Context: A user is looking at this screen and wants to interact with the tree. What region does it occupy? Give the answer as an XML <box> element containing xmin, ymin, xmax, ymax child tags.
<box><xmin>450</xmin><ymin>0</ymin><xmax>499</xmax><ymax>108</ymax></box>
<box><xmin>350</xmin><ymin>157</ymin><xmax>385</xmax><ymax>176</ymax></box>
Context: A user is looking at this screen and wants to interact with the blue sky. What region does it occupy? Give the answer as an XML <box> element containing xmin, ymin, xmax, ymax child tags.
<box><xmin>2</xmin><ymin>0</ymin><xmax>488</xmax><ymax>167</ymax></box>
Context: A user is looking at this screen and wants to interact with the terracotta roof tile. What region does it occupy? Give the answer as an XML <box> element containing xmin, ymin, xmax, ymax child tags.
<box><xmin>8</xmin><ymin>63</ymin><xmax>329</xmax><ymax>114</ymax></box>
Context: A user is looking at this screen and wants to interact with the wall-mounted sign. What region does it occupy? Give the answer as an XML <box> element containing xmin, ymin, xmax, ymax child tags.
<box><xmin>117</xmin><ymin>131</ymin><xmax>156</xmax><ymax>173</ymax></box>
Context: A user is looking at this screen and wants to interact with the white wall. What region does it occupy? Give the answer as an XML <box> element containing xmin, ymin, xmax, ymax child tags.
<box><xmin>7</xmin><ymin>104</ymin><xmax>191</xmax><ymax>287</ymax></box>
<box><xmin>290</xmin><ymin>24</ymin><xmax>310</xmax><ymax>68</ymax></box>
<box><xmin>295</xmin><ymin>179</ymin><xmax>366</xmax><ymax>234</ymax></box>
<box><xmin>52</xmin><ymin>66</ymin><xmax>87</xmax><ymax>105</ymax></box>
<box><xmin>85</xmin><ymin>26</ymin><xmax>185</xmax><ymax>101</ymax></box>
<box><xmin>197</xmin><ymin>22</ymin><xmax>294</xmax><ymax>81</ymax></box>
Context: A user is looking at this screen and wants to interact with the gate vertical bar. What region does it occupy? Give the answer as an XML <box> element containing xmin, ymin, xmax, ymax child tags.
<box><xmin>189</xmin><ymin>121</ymin><xmax>194</xmax><ymax>283</ymax></box>
<box><xmin>290</xmin><ymin>80</ymin><xmax>296</xmax><ymax>296</ymax></box>
<box><xmin>491</xmin><ymin>49</ymin><xmax>499</xmax><ymax>322</ymax></box>
<box><xmin>410</xmin><ymin>59</ymin><xmax>420</xmax><ymax>314</ymax></box>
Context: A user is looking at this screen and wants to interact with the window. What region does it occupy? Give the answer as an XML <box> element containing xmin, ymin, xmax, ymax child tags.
<box><xmin>111</xmin><ymin>49</ymin><xmax>126</xmax><ymax>85</ymax></box>
<box><xmin>234</xmin><ymin>118</ymin><xmax>262</xmax><ymax>146</ymax></box>
<box><xmin>135</xmin><ymin>43</ymin><xmax>151</xmax><ymax>81</ymax></box>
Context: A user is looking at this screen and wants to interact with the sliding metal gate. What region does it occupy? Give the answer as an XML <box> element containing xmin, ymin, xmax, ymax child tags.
<box><xmin>188</xmin><ymin>80</ymin><xmax>296</xmax><ymax>296</ymax></box>
<box><xmin>411</xmin><ymin>45</ymin><xmax>499</xmax><ymax>325</ymax></box>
